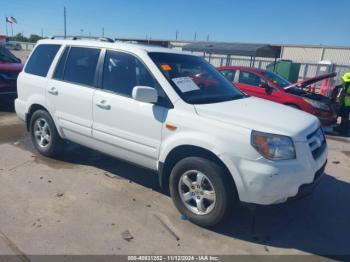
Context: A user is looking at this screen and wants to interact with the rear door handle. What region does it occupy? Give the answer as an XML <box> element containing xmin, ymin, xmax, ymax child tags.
<box><xmin>96</xmin><ymin>100</ymin><xmax>111</xmax><ymax>110</ymax></box>
<box><xmin>48</xmin><ymin>87</ymin><xmax>58</xmax><ymax>95</ymax></box>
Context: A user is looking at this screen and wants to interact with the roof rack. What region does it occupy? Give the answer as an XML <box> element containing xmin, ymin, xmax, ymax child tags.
<box><xmin>49</xmin><ymin>36</ymin><xmax>115</xmax><ymax>43</ymax></box>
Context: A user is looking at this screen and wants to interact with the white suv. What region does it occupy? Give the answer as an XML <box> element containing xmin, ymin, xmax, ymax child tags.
<box><xmin>15</xmin><ymin>39</ymin><xmax>327</xmax><ymax>227</ymax></box>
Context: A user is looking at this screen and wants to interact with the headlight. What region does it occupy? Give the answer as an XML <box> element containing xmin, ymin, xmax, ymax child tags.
<box><xmin>303</xmin><ymin>98</ymin><xmax>329</xmax><ymax>111</ymax></box>
<box><xmin>251</xmin><ymin>131</ymin><xmax>296</xmax><ymax>160</ymax></box>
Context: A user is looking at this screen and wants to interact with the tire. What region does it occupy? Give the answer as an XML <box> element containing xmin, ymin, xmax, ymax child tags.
<box><xmin>169</xmin><ymin>157</ymin><xmax>236</xmax><ymax>227</ymax></box>
<box><xmin>29</xmin><ymin>110</ymin><xmax>64</xmax><ymax>157</ymax></box>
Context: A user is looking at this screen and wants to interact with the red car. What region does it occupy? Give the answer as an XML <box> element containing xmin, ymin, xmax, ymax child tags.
<box><xmin>0</xmin><ymin>46</ymin><xmax>23</xmax><ymax>107</ymax></box>
<box><xmin>217</xmin><ymin>66</ymin><xmax>337</xmax><ymax>126</ymax></box>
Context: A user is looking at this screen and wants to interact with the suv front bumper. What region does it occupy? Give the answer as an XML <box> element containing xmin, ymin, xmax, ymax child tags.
<box><xmin>223</xmin><ymin>137</ymin><xmax>327</xmax><ymax>205</ymax></box>
<box><xmin>285</xmin><ymin>160</ymin><xmax>326</xmax><ymax>202</ymax></box>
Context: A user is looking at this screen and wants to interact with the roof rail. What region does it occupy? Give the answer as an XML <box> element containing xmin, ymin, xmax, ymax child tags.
<box><xmin>49</xmin><ymin>36</ymin><xmax>114</xmax><ymax>43</ymax></box>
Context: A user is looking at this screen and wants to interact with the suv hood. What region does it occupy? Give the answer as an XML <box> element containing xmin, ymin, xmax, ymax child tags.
<box><xmin>194</xmin><ymin>97</ymin><xmax>319</xmax><ymax>140</ymax></box>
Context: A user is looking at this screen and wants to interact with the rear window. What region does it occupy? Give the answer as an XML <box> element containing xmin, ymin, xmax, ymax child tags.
<box><xmin>25</xmin><ymin>44</ymin><xmax>60</xmax><ymax>77</ymax></box>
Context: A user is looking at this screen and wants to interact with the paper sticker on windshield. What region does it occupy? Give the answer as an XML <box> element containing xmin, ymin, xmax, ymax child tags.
<box><xmin>172</xmin><ymin>77</ymin><xmax>200</xmax><ymax>93</ymax></box>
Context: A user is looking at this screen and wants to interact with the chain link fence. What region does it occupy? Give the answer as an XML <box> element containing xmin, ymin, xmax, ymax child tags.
<box><xmin>204</xmin><ymin>54</ymin><xmax>350</xmax><ymax>82</ymax></box>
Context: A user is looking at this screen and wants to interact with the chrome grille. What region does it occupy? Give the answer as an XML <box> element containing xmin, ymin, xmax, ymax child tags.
<box><xmin>307</xmin><ymin>127</ymin><xmax>326</xmax><ymax>160</ymax></box>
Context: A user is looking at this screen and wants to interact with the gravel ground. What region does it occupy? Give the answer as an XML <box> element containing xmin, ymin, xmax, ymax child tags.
<box><xmin>0</xmin><ymin>109</ymin><xmax>349</xmax><ymax>258</ymax></box>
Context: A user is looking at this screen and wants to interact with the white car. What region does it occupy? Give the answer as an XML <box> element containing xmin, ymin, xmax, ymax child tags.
<box><xmin>4</xmin><ymin>41</ymin><xmax>22</xmax><ymax>50</ymax></box>
<box><xmin>15</xmin><ymin>39</ymin><xmax>327</xmax><ymax>227</ymax></box>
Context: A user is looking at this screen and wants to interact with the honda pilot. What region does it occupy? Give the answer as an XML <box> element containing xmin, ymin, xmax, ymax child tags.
<box><xmin>15</xmin><ymin>39</ymin><xmax>327</xmax><ymax>226</ymax></box>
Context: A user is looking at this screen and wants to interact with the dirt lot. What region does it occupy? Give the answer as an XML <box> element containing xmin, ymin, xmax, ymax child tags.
<box><xmin>11</xmin><ymin>50</ymin><xmax>31</xmax><ymax>63</ymax></box>
<box><xmin>0</xmin><ymin>109</ymin><xmax>350</xmax><ymax>258</ymax></box>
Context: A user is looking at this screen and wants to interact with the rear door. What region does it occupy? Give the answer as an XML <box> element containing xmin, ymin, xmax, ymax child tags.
<box><xmin>92</xmin><ymin>50</ymin><xmax>169</xmax><ymax>170</ymax></box>
<box><xmin>47</xmin><ymin>46</ymin><xmax>101</xmax><ymax>143</ymax></box>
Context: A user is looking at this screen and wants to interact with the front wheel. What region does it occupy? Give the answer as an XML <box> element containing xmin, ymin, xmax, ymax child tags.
<box><xmin>169</xmin><ymin>157</ymin><xmax>236</xmax><ymax>227</ymax></box>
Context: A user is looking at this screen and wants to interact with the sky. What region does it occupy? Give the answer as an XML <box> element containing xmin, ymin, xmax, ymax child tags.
<box><xmin>1</xmin><ymin>0</ymin><xmax>350</xmax><ymax>46</ymax></box>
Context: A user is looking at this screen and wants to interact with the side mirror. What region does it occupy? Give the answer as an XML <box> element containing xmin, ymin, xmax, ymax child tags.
<box><xmin>259</xmin><ymin>82</ymin><xmax>268</xmax><ymax>88</ymax></box>
<box><xmin>260</xmin><ymin>83</ymin><xmax>274</xmax><ymax>94</ymax></box>
<box><xmin>132</xmin><ymin>86</ymin><xmax>158</xmax><ymax>103</ymax></box>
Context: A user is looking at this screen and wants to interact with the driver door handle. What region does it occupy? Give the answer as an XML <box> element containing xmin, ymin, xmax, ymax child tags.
<box><xmin>96</xmin><ymin>100</ymin><xmax>111</xmax><ymax>110</ymax></box>
<box><xmin>48</xmin><ymin>87</ymin><xmax>58</xmax><ymax>95</ymax></box>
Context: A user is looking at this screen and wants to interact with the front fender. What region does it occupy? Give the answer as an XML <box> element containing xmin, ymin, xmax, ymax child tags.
<box><xmin>158</xmin><ymin>131</ymin><xmax>247</xmax><ymax>201</ymax></box>
<box><xmin>159</xmin><ymin>131</ymin><xmax>225</xmax><ymax>163</ymax></box>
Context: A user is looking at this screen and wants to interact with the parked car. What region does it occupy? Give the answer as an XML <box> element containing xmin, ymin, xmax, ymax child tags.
<box><xmin>0</xmin><ymin>46</ymin><xmax>23</xmax><ymax>107</ymax></box>
<box><xmin>218</xmin><ymin>66</ymin><xmax>337</xmax><ymax>126</ymax></box>
<box><xmin>15</xmin><ymin>39</ymin><xmax>327</xmax><ymax>227</ymax></box>
<box><xmin>3</xmin><ymin>41</ymin><xmax>22</xmax><ymax>50</ymax></box>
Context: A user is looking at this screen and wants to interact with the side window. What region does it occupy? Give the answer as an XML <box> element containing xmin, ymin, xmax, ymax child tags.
<box><xmin>102</xmin><ymin>50</ymin><xmax>158</xmax><ymax>97</ymax></box>
<box><xmin>63</xmin><ymin>47</ymin><xmax>100</xmax><ymax>86</ymax></box>
<box><xmin>239</xmin><ymin>71</ymin><xmax>265</xmax><ymax>87</ymax></box>
<box><xmin>220</xmin><ymin>69</ymin><xmax>236</xmax><ymax>82</ymax></box>
<box><xmin>53</xmin><ymin>47</ymin><xmax>69</xmax><ymax>80</ymax></box>
<box><xmin>25</xmin><ymin>44</ymin><xmax>60</xmax><ymax>77</ymax></box>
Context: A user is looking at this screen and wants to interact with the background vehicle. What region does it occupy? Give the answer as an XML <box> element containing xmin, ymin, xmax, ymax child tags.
<box><xmin>0</xmin><ymin>46</ymin><xmax>23</xmax><ymax>107</ymax></box>
<box><xmin>15</xmin><ymin>39</ymin><xmax>326</xmax><ymax>227</ymax></box>
<box><xmin>218</xmin><ymin>66</ymin><xmax>337</xmax><ymax>126</ymax></box>
<box><xmin>3</xmin><ymin>41</ymin><xmax>22</xmax><ymax>50</ymax></box>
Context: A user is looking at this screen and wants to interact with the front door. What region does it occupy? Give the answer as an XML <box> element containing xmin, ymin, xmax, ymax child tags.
<box><xmin>92</xmin><ymin>50</ymin><xmax>168</xmax><ymax>170</ymax></box>
<box><xmin>236</xmin><ymin>70</ymin><xmax>282</xmax><ymax>103</ymax></box>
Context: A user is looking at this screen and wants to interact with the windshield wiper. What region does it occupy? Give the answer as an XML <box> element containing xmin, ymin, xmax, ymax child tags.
<box><xmin>187</xmin><ymin>94</ymin><xmax>245</xmax><ymax>104</ymax></box>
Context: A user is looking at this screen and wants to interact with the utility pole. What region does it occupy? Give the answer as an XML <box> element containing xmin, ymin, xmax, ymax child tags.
<box><xmin>64</xmin><ymin>6</ymin><xmax>67</xmax><ymax>39</ymax></box>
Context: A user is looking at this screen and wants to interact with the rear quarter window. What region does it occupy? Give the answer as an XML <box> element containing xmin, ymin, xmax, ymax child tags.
<box><xmin>25</xmin><ymin>44</ymin><xmax>60</xmax><ymax>77</ymax></box>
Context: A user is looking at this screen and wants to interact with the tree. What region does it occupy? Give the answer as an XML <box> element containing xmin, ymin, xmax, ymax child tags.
<box><xmin>6</xmin><ymin>33</ymin><xmax>43</xmax><ymax>43</ymax></box>
<box><xmin>29</xmin><ymin>34</ymin><xmax>42</xmax><ymax>43</ymax></box>
<box><xmin>8</xmin><ymin>33</ymin><xmax>27</xmax><ymax>42</ymax></box>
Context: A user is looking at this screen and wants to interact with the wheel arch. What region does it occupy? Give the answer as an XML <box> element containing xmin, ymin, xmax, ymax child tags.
<box><xmin>26</xmin><ymin>104</ymin><xmax>49</xmax><ymax>131</ymax></box>
<box><xmin>25</xmin><ymin>104</ymin><xmax>63</xmax><ymax>138</ymax></box>
<box><xmin>158</xmin><ymin>145</ymin><xmax>238</xmax><ymax>198</ymax></box>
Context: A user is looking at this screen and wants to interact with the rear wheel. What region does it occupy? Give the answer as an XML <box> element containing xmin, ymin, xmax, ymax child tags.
<box><xmin>169</xmin><ymin>157</ymin><xmax>235</xmax><ymax>227</ymax></box>
<box><xmin>30</xmin><ymin>110</ymin><xmax>64</xmax><ymax>157</ymax></box>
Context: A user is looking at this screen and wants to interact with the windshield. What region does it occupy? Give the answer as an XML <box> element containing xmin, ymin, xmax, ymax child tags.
<box><xmin>148</xmin><ymin>52</ymin><xmax>246</xmax><ymax>104</ymax></box>
<box><xmin>261</xmin><ymin>70</ymin><xmax>292</xmax><ymax>88</ymax></box>
<box><xmin>0</xmin><ymin>47</ymin><xmax>20</xmax><ymax>63</ymax></box>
